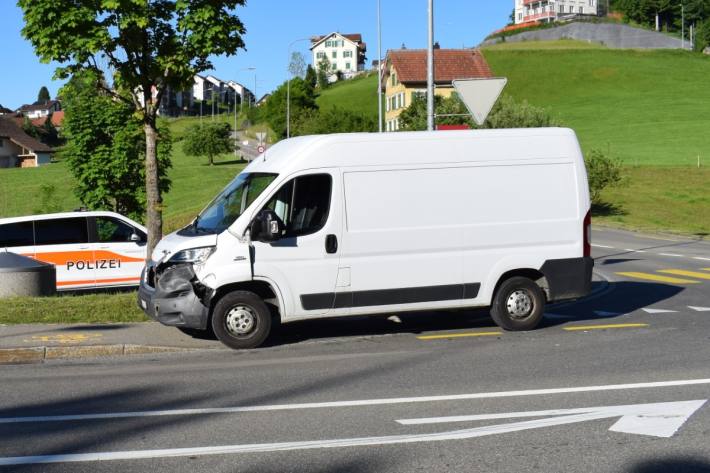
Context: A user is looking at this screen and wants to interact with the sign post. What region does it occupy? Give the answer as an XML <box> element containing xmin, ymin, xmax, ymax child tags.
<box><xmin>452</xmin><ymin>78</ymin><xmax>508</xmax><ymax>126</ymax></box>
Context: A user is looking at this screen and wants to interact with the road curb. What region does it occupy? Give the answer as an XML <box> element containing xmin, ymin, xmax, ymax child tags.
<box><xmin>0</xmin><ymin>344</ymin><xmax>202</xmax><ymax>365</ymax></box>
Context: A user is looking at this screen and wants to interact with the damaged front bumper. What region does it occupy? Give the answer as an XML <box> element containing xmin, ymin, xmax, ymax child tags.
<box><xmin>138</xmin><ymin>263</ymin><xmax>211</xmax><ymax>330</ymax></box>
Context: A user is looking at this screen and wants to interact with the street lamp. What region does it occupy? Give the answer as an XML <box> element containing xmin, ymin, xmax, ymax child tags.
<box><xmin>237</xmin><ymin>67</ymin><xmax>256</xmax><ymax>159</ymax></box>
<box><xmin>377</xmin><ymin>0</ymin><xmax>383</xmax><ymax>133</ymax></box>
<box><xmin>287</xmin><ymin>38</ymin><xmax>311</xmax><ymax>139</ymax></box>
<box><xmin>427</xmin><ymin>0</ymin><xmax>435</xmax><ymax>131</ymax></box>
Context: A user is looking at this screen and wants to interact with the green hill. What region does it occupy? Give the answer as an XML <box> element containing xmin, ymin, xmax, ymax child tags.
<box><xmin>316</xmin><ymin>72</ymin><xmax>379</xmax><ymax>120</ymax></box>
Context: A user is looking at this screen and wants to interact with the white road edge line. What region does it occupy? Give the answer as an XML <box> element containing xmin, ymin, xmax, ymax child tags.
<box><xmin>658</xmin><ymin>253</ymin><xmax>684</xmax><ymax>257</ymax></box>
<box><xmin>693</xmin><ymin>257</ymin><xmax>710</xmax><ymax>262</ymax></box>
<box><xmin>592</xmin><ymin>244</ymin><xmax>615</xmax><ymax>249</ymax></box>
<box><xmin>2</xmin><ymin>378</ymin><xmax>710</xmax><ymax>425</ymax></box>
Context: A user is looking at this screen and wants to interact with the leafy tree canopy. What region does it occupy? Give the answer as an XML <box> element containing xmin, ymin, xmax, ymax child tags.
<box><xmin>182</xmin><ymin>122</ymin><xmax>235</xmax><ymax>166</ymax></box>
<box><xmin>37</xmin><ymin>86</ymin><xmax>50</xmax><ymax>103</ymax></box>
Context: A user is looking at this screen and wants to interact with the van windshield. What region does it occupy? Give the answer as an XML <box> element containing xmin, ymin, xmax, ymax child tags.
<box><xmin>190</xmin><ymin>173</ymin><xmax>278</xmax><ymax>235</ymax></box>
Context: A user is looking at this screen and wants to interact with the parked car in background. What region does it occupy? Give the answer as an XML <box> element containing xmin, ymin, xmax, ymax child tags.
<box><xmin>0</xmin><ymin>211</ymin><xmax>147</xmax><ymax>290</ymax></box>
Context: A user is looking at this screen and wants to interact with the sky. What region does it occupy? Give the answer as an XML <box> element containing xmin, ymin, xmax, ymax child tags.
<box><xmin>0</xmin><ymin>1</ymin><xmax>511</xmax><ymax>110</ymax></box>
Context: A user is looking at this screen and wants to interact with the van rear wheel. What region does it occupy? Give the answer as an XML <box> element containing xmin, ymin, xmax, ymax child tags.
<box><xmin>490</xmin><ymin>277</ymin><xmax>544</xmax><ymax>331</ymax></box>
<box><xmin>211</xmin><ymin>291</ymin><xmax>272</xmax><ymax>349</ymax></box>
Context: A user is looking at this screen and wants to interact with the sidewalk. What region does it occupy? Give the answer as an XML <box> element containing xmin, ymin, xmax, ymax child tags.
<box><xmin>0</xmin><ymin>322</ymin><xmax>224</xmax><ymax>364</ymax></box>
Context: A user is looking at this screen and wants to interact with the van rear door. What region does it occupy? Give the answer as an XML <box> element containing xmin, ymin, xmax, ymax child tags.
<box><xmin>33</xmin><ymin>217</ymin><xmax>94</xmax><ymax>290</ymax></box>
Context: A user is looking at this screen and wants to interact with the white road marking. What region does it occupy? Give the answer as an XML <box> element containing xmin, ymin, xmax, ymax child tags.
<box><xmin>0</xmin><ymin>401</ymin><xmax>704</xmax><ymax>466</ymax></box>
<box><xmin>3</xmin><ymin>379</ymin><xmax>710</xmax><ymax>425</ymax></box>
<box><xmin>623</xmin><ymin>249</ymin><xmax>639</xmax><ymax>252</ymax></box>
<box><xmin>592</xmin><ymin>244</ymin><xmax>615</xmax><ymax>249</ymax></box>
<box><xmin>659</xmin><ymin>253</ymin><xmax>684</xmax><ymax>257</ymax></box>
<box><xmin>688</xmin><ymin>306</ymin><xmax>710</xmax><ymax>312</ymax></box>
<box><xmin>693</xmin><ymin>257</ymin><xmax>710</xmax><ymax>262</ymax></box>
<box><xmin>397</xmin><ymin>400</ymin><xmax>706</xmax><ymax>437</ymax></box>
<box><xmin>642</xmin><ymin>308</ymin><xmax>678</xmax><ymax>314</ymax></box>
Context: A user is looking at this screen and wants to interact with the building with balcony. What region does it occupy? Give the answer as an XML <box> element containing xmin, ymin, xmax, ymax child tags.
<box><xmin>514</xmin><ymin>0</ymin><xmax>598</xmax><ymax>25</ymax></box>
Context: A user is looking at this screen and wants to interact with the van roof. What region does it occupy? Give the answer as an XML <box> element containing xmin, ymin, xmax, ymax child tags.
<box><xmin>245</xmin><ymin>128</ymin><xmax>579</xmax><ymax>176</ymax></box>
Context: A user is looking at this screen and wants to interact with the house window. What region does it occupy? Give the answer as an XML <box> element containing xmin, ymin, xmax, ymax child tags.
<box><xmin>569</xmin><ymin>6</ymin><xmax>573</xmax><ymax>13</ymax></box>
<box><xmin>346</xmin><ymin>63</ymin><xmax>351</xmax><ymax>70</ymax></box>
<box><xmin>331</xmin><ymin>63</ymin><xmax>337</xmax><ymax>71</ymax></box>
<box><xmin>391</xmin><ymin>73</ymin><xmax>398</xmax><ymax>86</ymax></box>
<box><xmin>317</xmin><ymin>52</ymin><xmax>325</xmax><ymax>59</ymax></box>
<box><xmin>343</xmin><ymin>51</ymin><xmax>352</xmax><ymax>58</ymax></box>
<box><xmin>332</xmin><ymin>51</ymin><xmax>337</xmax><ymax>59</ymax></box>
<box><xmin>579</xmin><ymin>6</ymin><xmax>583</xmax><ymax>13</ymax></box>
<box><xmin>559</xmin><ymin>5</ymin><xmax>564</xmax><ymax>12</ymax></box>
<box><xmin>518</xmin><ymin>13</ymin><xmax>522</xmax><ymax>20</ymax></box>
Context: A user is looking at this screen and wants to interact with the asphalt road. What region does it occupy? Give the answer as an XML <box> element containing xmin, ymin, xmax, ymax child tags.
<box><xmin>1</xmin><ymin>228</ymin><xmax>709</xmax><ymax>473</ymax></box>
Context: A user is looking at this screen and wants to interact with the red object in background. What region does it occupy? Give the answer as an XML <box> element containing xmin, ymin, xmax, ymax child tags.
<box><xmin>437</xmin><ymin>124</ymin><xmax>470</xmax><ymax>131</ymax></box>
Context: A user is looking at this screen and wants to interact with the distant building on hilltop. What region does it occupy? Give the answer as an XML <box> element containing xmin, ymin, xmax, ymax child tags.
<box><xmin>514</xmin><ymin>0</ymin><xmax>598</xmax><ymax>25</ymax></box>
<box><xmin>310</xmin><ymin>32</ymin><xmax>367</xmax><ymax>82</ymax></box>
<box><xmin>17</xmin><ymin>100</ymin><xmax>61</xmax><ymax>120</ymax></box>
<box><xmin>381</xmin><ymin>48</ymin><xmax>493</xmax><ymax>132</ymax></box>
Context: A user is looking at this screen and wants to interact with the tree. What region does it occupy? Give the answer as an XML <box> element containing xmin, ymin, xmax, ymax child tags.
<box><xmin>22</xmin><ymin>116</ymin><xmax>39</xmax><ymax>138</ymax></box>
<box><xmin>288</xmin><ymin>52</ymin><xmax>306</xmax><ymax>79</ymax></box>
<box><xmin>316</xmin><ymin>57</ymin><xmax>331</xmax><ymax>89</ymax></box>
<box><xmin>37</xmin><ymin>86</ymin><xmax>50</xmax><ymax>103</ymax></box>
<box><xmin>305</xmin><ymin>64</ymin><xmax>317</xmax><ymax>89</ymax></box>
<box><xmin>19</xmin><ymin>0</ymin><xmax>247</xmax><ymax>255</ymax></box>
<box><xmin>261</xmin><ymin>77</ymin><xmax>317</xmax><ymax>137</ymax></box>
<box><xmin>60</xmin><ymin>70</ymin><xmax>171</xmax><ymax>221</ymax></box>
<box><xmin>399</xmin><ymin>94</ymin><xmax>558</xmax><ymax>132</ymax></box>
<box><xmin>182</xmin><ymin>122</ymin><xmax>234</xmax><ymax>166</ymax></box>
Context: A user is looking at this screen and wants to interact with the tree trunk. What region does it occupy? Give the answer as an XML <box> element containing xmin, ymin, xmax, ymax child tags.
<box><xmin>144</xmin><ymin>121</ymin><xmax>163</xmax><ymax>258</ymax></box>
<box><xmin>209</xmin><ymin>154</ymin><xmax>214</xmax><ymax>166</ymax></box>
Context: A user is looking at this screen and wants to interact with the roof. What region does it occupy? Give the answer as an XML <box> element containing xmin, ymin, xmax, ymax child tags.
<box><xmin>0</xmin><ymin>116</ymin><xmax>55</xmax><ymax>153</ymax></box>
<box><xmin>310</xmin><ymin>32</ymin><xmax>365</xmax><ymax>50</ymax></box>
<box><xmin>385</xmin><ymin>49</ymin><xmax>493</xmax><ymax>85</ymax></box>
<box><xmin>18</xmin><ymin>100</ymin><xmax>60</xmax><ymax>112</ymax></box>
<box><xmin>31</xmin><ymin>111</ymin><xmax>64</xmax><ymax>128</ymax></box>
<box><xmin>0</xmin><ymin>105</ymin><xmax>13</xmax><ymax>114</ymax></box>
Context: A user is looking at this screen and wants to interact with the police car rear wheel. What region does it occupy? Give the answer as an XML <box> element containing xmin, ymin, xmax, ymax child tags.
<box><xmin>211</xmin><ymin>291</ymin><xmax>271</xmax><ymax>349</ymax></box>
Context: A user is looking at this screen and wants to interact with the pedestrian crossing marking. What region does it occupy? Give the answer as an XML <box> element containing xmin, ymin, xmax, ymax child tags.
<box><xmin>615</xmin><ymin>272</ymin><xmax>700</xmax><ymax>284</ymax></box>
<box><xmin>657</xmin><ymin>269</ymin><xmax>710</xmax><ymax>280</ymax></box>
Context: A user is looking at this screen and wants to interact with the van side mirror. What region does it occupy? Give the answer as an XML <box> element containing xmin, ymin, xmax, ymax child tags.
<box><xmin>250</xmin><ymin>210</ymin><xmax>284</xmax><ymax>242</ymax></box>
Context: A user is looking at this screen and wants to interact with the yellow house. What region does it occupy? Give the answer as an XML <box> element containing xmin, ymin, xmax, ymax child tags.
<box><xmin>381</xmin><ymin>48</ymin><xmax>493</xmax><ymax>131</ymax></box>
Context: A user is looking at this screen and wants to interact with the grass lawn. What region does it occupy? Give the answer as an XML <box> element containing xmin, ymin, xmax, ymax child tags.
<box><xmin>316</xmin><ymin>72</ymin><xmax>379</xmax><ymax>121</ymax></box>
<box><xmin>595</xmin><ymin>166</ymin><xmax>710</xmax><ymax>236</ymax></box>
<box><xmin>483</xmin><ymin>48</ymin><xmax>710</xmax><ymax>166</ymax></box>
<box><xmin>1</xmin><ymin>291</ymin><xmax>148</xmax><ymax>325</ymax></box>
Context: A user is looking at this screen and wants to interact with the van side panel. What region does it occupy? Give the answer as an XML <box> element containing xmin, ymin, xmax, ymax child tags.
<box><xmin>341</xmin><ymin>168</ymin><xmax>464</xmax><ymax>308</ymax></box>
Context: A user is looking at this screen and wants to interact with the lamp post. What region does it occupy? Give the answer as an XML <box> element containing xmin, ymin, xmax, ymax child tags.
<box><xmin>237</xmin><ymin>67</ymin><xmax>256</xmax><ymax>158</ymax></box>
<box><xmin>426</xmin><ymin>0</ymin><xmax>435</xmax><ymax>131</ymax></box>
<box><xmin>287</xmin><ymin>38</ymin><xmax>310</xmax><ymax>139</ymax></box>
<box><xmin>377</xmin><ymin>0</ymin><xmax>383</xmax><ymax>133</ymax></box>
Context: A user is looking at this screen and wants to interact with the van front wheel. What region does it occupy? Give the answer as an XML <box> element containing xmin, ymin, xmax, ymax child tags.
<box><xmin>490</xmin><ymin>277</ymin><xmax>545</xmax><ymax>331</ymax></box>
<box><xmin>211</xmin><ymin>291</ymin><xmax>272</xmax><ymax>349</ymax></box>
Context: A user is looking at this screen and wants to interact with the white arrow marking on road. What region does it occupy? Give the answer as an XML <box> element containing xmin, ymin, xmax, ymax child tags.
<box><xmin>0</xmin><ymin>400</ymin><xmax>704</xmax><ymax>466</ymax></box>
<box><xmin>642</xmin><ymin>308</ymin><xmax>678</xmax><ymax>314</ymax></box>
<box><xmin>688</xmin><ymin>306</ymin><xmax>710</xmax><ymax>312</ymax></box>
<box><xmin>397</xmin><ymin>400</ymin><xmax>706</xmax><ymax>438</ymax></box>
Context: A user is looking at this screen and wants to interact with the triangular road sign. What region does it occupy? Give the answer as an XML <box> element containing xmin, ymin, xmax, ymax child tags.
<box><xmin>452</xmin><ymin>78</ymin><xmax>507</xmax><ymax>126</ymax></box>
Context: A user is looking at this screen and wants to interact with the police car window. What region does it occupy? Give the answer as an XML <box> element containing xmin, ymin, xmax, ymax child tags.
<box><xmin>35</xmin><ymin>218</ymin><xmax>89</xmax><ymax>245</ymax></box>
<box><xmin>96</xmin><ymin>217</ymin><xmax>135</xmax><ymax>243</ymax></box>
<box><xmin>0</xmin><ymin>221</ymin><xmax>34</xmax><ymax>247</ymax></box>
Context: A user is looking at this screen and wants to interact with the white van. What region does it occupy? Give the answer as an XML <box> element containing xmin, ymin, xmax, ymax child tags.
<box><xmin>139</xmin><ymin>129</ymin><xmax>593</xmax><ymax>349</ymax></box>
<box><xmin>0</xmin><ymin>211</ymin><xmax>147</xmax><ymax>290</ymax></box>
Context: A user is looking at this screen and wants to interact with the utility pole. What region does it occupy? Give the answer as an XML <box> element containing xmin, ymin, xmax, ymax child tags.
<box><xmin>377</xmin><ymin>0</ymin><xmax>383</xmax><ymax>133</ymax></box>
<box><xmin>682</xmin><ymin>3</ymin><xmax>685</xmax><ymax>50</ymax></box>
<box><xmin>426</xmin><ymin>0</ymin><xmax>435</xmax><ymax>131</ymax></box>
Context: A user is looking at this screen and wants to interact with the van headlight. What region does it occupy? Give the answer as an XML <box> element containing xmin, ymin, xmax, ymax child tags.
<box><xmin>168</xmin><ymin>247</ymin><xmax>216</xmax><ymax>265</ymax></box>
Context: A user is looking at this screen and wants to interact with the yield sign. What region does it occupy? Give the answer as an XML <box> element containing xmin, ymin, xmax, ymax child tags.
<box><xmin>452</xmin><ymin>77</ymin><xmax>507</xmax><ymax>126</ymax></box>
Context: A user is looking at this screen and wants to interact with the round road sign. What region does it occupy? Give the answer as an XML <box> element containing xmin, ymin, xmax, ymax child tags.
<box><xmin>257</xmin><ymin>145</ymin><xmax>265</xmax><ymax>154</ymax></box>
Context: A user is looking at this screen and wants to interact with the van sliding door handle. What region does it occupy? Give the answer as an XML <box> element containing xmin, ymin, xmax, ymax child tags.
<box><xmin>325</xmin><ymin>235</ymin><xmax>338</xmax><ymax>254</ymax></box>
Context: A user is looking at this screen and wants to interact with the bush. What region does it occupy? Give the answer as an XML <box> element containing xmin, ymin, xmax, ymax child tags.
<box><xmin>585</xmin><ymin>149</ymin><xmax>624</xmax><ymax>204</ymax></box>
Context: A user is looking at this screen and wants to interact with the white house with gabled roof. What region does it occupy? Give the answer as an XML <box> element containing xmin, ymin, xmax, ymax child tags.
<box><xmin>310</xmin><ymin>32</ymin><xmax>367</xmax><ymax>81</ymax></box>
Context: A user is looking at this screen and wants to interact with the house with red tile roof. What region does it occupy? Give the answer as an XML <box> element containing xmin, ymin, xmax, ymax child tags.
<box><xmin>0</xmin><ymin>116</ymin><xmax>54</xmax><ymax>168</ymax></box>
<box><xmin>381</xmin><ymin>48</ymin><xmax>493</xmax><ymax>131</ymax></box>
<box><xmin>310</xmin><ymin>32</ymin><xmax>367</xmax><ymax>81</ymax></box>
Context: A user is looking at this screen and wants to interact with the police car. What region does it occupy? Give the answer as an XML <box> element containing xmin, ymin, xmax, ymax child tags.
<box><xmin>0</xmin><ymin>211</ymin><xmax>147</xmax><ymax>290</ymax></box>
